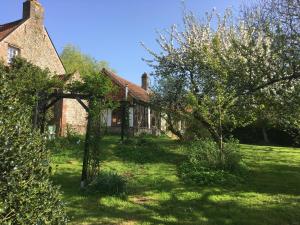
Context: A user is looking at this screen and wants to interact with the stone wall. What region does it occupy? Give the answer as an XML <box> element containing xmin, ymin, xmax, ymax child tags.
<box><xmin>59</xmin><ymin>71</ymin><xmax>88</xmax><ymax>135</ymax></box>
<box><xmin>0</xmin><ymin>14</ymin><xmax>95</xmax><ymax>136</ymax></box>
<box><xmin>0</xmin><ymin>17</ymin><xmax>90</xmax><ymax>136</ymax></box>
<box><xmin>0</xmin><ymin>18</ymin><xmax>65</xmax><ymax>75</ymax></box>
<box><xmin>62</xmin><ymin>99</ymin><xmax>88</xmax><ymax>135</ymax></box>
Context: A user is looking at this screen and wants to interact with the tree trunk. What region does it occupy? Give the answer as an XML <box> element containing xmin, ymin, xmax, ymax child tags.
<box><xmin>193</xmin><ymin>112</ymin><xmax>220</xmax><ymax>143</ymax></box>
<box><xmin>218</xmin><ymin>106</ymin><xmax>225</xmax><ymax>167</ymax></box>
<box><xmin>121</xmin><ymin>101</ymin><xmax>125</xmax><ymax>142</ymax></box>
<box><xmin>166</xmin><ymin>113</ymin><xmax>184</xmax><ymax>140</ymax></box>
<box><xmin>262</xmin><ymin>127</ymin><xmax>270</xmax><ymax>144</ymax></box>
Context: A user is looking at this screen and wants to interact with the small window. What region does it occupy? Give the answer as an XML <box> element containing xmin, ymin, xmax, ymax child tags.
<box><xmin>7</xmin><ymin>46</ymin><xmax>20</xmax><ymax>64</ymax></box>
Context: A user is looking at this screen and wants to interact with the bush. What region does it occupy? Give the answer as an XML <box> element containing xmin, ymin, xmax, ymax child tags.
<box><xmin>66</xmin><ymin>125</ymin><xmax>82</xmax><ymax>145</ymax></box>
<box><xmin>0</xmin><ymin>61</ymin><xmax>67</xmax><ymax>224</ymax></box>
<box><xmin>179</xmin><ymin>163</ymin><xmax>243</xmax><ymax>185</ymax></box>
<box><xmin>179</xmin><ymin>139</ymin><xmax>246</xmax><ymax>185</ymax></box>
<box><xmin>188</xmin><ymin>139</ymin><xmax>241</xmax><ymax>171</ymax></box>
<box><xmin>85</xmin><ymin>171</ymin><xmax>127</xmax><ymax>196</ymax></box>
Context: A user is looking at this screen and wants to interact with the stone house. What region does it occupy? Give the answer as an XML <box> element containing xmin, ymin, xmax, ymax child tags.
<box><xmin>0</xmin><ymin>0</ymin><xmax>162</xmax><ymax>136</ymax></box>
<box><xmin>0</xmin><ymin>0</ymin><xmax>88</xmax><ymax>135</ymax></box>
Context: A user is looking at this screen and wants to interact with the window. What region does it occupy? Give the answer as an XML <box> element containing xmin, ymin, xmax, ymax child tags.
<box><xmin>136</xmin><ymin>105</ymin><xmax>148</xmax><ymax>128</ymax></box>
<box><xmin>111</xmin><ymin>108</ymin><xmax>122</xmax><ymax>127</ymax></box>
<box><xmin>7</xmin><ymin>46</ymin><xmax>20</xmax><ymax>64</ymax></box>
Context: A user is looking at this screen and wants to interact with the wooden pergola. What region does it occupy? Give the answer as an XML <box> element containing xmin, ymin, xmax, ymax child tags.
<box><xmin>33</xmin><ymin>90</ymin><xmax>129</xmax><ymax>187</ymax></box>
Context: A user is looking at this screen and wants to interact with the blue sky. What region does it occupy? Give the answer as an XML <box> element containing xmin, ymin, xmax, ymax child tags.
<box><xmin>1</xmin><ymin>0</ymin><xmax>246</xmax><ymax>84</ymax></box>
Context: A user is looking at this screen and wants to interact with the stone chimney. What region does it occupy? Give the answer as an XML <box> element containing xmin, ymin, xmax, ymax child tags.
<box><xmin>23</xmin><ymin>0</ymin><xmax>44</xmax><ymax>23</ymax></box>
<box><xmin>141</xmin><ymin>72</ymin><xmax>149</xmax><ymax>91</ymax></box>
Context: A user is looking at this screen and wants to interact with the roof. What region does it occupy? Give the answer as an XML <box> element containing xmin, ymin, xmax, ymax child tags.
<box><xmin>0</xmin><ymin>19</ymin><xmax>24</xmax><ymax>41</ymax></box>
<box><xmin>102</xmin><ymin>68</ymin><xmax>150</xmax><ymax>103</ymax></box>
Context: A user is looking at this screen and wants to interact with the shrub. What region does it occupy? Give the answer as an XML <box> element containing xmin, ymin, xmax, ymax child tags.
<box><xmin>179</xmin><ymin>139</ymin><xmax>246</xmax><ymax>185</ymax></box>
<box><xmin>179</xmin><ymin>163</ymin><xmax>243</xmax><ymax>185</ymax></box>
<box><xmin>85</xmin><ymin>171</ymin><xmax>127</xmax><ymax>196</ymax></box>
<box><xmin>66</xmin><ymin>125</ymin><xmax>82</xmax><ymax>144</ymax></box>
<box><xmin>223</xmin><ymin>139</ymin><xmax>242</xmax><ymax>171</ymax></box>
<box><xmin>0</xmin><ymin>62</ymin><xmax>67</xmax><ymax>224</ymax></box>
<box><xmin>186</xmin><ymin>139</ymin><xmax>242</xmax><ymax>171</ymax></box>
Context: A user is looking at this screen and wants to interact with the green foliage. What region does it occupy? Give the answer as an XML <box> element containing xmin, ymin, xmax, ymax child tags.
<box><xmin>145</xmin><ymin>2</ymin><xmax>300</xmax><ymax>148</ymax></box>
<box><xmin>60</xmin><ymin>44</ymin><xmax>113</xmax><ymax>75</ymax></box>
<box><xmin>179</xmin><ymin>163</ymin><xmax>242</xmax><ymax>185</ymax></box>
<box><xmin>190</xmin><ymin>139</ymin><xmax>241</xmax><ymax>171</ymax></box>
<box><xmin>122</xmin><ymin>101</ymin><xmax>130</xmax><ymax>140</ymax></box>
<box><xmin>179</xmin><ymin>139</ymin><xmax>245</xmax><ymax>185</ymax></box>
<box><xmin>67</xmin><ymin>70</ymin><xmax>117</xmax><ymax>101</ymax></box>
<box><xmin>61</xmin><ymin>46</ymin><xmax>118</xmax><ymax>185</ymax></box>
<box><xmin>85</xmin><ymin>171</ymin><xmax>127</xmax><ymax>196</ymax></box>
<box><xmin>65</xmin><ymin>125</ymin><xmax>83</xmax><ymax>145</ymax></box>
<box><xmin>6</xmin><ymin>57</ymin><xmax>63</xmax><ymax>107</ymax></box>
<box><xmin>0</xmin><ymin>62</ymin><xmax>67</xmax><ymax>224</ymax></box>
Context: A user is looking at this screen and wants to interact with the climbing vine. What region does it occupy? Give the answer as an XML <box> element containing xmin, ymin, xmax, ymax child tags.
<box><xmin>6</xmin><ymin>57</ymin><xmax>121</xmax><ymax>187</ymax></box>
<box><xmin>67</xmin><ymin>71</ymin><xmax>118</xmax><ymax>186</ymax></box>
<box><xmin>121</xmin><ymin>100</ymin><xmax>130</xmax><ymax>141</ymax></box>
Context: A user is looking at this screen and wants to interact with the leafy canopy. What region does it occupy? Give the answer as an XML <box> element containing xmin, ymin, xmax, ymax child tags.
<box><xmin>61</xmin><ymin>44</ymin><xmax>113</xmax><ymax>75</ymax></box>
<box><xmin>144</xmin><ymin>1</ymin><xmax>300</xmax><ymax>148</ymax></box>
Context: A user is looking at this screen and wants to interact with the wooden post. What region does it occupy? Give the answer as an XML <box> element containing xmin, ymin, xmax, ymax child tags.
<box><xmin>121</xmin><ymin>85</ymin><xmax>129</xmax><ymax>141</ymax></box>
<box><xmin>121</xmin><ymin>101</ymin><xmax>125</xmax><ymax>142</ymax></box>
<box><xmin>81</xmin><ymin>100</ymin><xmax>91</xmax><ymax>188</ymax></box>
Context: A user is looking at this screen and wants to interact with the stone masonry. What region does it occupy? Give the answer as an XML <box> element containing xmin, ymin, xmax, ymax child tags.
<box><xmin>0</xmin><ymin>0</ymin><xmax>88</xmax><ymax>135</ymax></box>
<box><xmin>0</xmin><ymin>8</ymin><xmax>65</xmax><ymax>74</ymax></box>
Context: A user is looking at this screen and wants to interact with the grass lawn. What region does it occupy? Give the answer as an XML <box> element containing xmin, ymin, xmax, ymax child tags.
<box><xmin>51</xmin><ymin>135</ymin><xmax>300</xmax><ymax>225</ymax></box>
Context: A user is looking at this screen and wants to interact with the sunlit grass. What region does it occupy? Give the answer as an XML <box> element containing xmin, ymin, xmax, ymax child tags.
<box><xmin>51</xmin><ymin>136</ymin><xmax>300</xmax><ymax>225</ymax></box>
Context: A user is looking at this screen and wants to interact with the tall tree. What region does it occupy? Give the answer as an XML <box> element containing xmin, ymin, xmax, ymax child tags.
<box><xmin>241</xmin><ymin>0</ymin><xmax>300</xmax><ymax>143</ymax></box>
<box><xmin>144</xmin><ymin>1</ymin><xmax>300</xmax><ymax>155</ymax></box>
<box><xmin>60</xmin><ymin>44</ymin><xmax>113</xmax><ymax>75</ymax></box>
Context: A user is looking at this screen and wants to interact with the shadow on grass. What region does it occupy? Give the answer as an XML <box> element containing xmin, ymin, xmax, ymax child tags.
<box><xmin>114</xmin><ymin>138</ymin><xmax>185</xmax><ymax>165</ymax></box>
<box><xmin>51</xmin><ymin>137</ymin><xmax>300</xmax><ymax>224</ymax></box>
<box><xmin>236</xmin><ymin>163</ymin><xmax>300</xmax><ymax>196</ymax></box>
<box><xmin>52</xmin><ymin>172</ymin><xmax>82</xmax><ymax>198</ymax></box>
<box><xmin>49</xmin><ymin>136</ymin><xmax>122</xmax><ymax>163</ymax></box>
<box><xmin>53</xmin><ymin>167</ymin><xmax>300</xmax><ymax>225</ymax></box>
<box><xmin>58</xmin><ymin>181</ymin><xmax>300</xmax><ymax>225</ymax></box>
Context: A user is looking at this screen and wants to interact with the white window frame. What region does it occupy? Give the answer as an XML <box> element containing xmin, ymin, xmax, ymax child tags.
<box><xmin>7</xmin><ymin>45</ymin><xmax>20</xmax><ymax>64</ymax></box>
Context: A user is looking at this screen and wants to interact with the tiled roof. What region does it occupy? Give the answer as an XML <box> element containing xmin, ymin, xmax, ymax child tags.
<box><xmin>102</xmin><ymin>68</ymin><xmax>150</xmax><ymax>103</ymax></box>
<box><xmin>0</xmin><ymin>20</ymin><xmax>24</xmax><ymax>41</ymax></box>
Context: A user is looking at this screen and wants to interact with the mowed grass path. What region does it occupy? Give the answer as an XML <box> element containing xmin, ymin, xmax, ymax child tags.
<box><xmin>51</xmin><ymin>136</ymin><xmax>300</xmax><ymax>225</ymax></box>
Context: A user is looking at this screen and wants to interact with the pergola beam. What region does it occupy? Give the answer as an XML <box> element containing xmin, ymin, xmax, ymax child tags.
<box><xmin>76</xmin><ymin>97</ymin><xmax>89</xmax><ymax>112</ymax></box>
